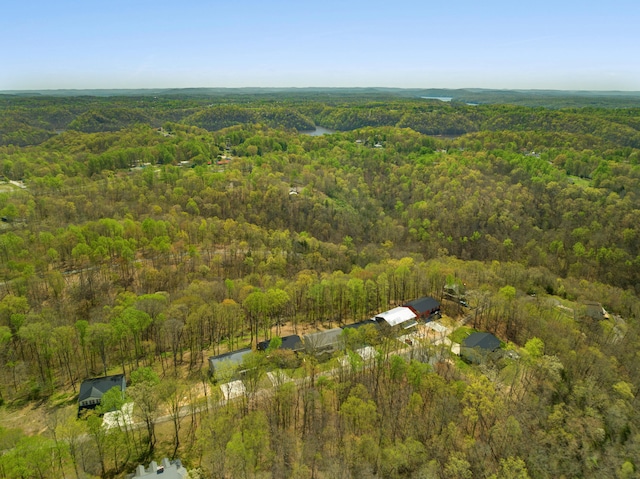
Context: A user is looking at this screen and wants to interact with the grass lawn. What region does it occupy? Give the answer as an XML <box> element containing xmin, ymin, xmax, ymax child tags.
<box><xmin>568</xmin><ymin>175</ymin><xmax>590</xmax><ymax>188</ymax></box>
<box><xmin>449</xmin><ymin>326</ymin><xmax>478</xmax><ymax>344</ymax></box>
<box><xmin>0</xmin><ymin>183</ymin><xmax>19</xmax><ymax>193</ymax></box>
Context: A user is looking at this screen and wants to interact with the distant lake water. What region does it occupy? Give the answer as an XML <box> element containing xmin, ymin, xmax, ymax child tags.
<box><xmin>421</xmin><ymin>96</ymin><xmax>479</xmax><ymax>106</ymax></box>
<box><xmin>301</xmin><ymin>126</ymin><xmax>336</xmax><ymax>136</ymax></box>
<box><xmin>421</xmin><ymin>96</ymin><xmax>453</xmax><ymax>102</ymax></box>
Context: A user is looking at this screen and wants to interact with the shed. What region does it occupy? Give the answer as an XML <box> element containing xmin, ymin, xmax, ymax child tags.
<box><xmin>303</xmin><ymin>328</ymin><xmax>343</xmax><ymax>357</ymax></box>
<box><xmin>374</xmin><ymin>306</ymin><xmax>418</xmax><ymax>328</ymax></box>
<box><xmin>404</xmin><ymin>297</ymin><xmax>441</xmax><ymax>320</ymax></box>
<box><xmin>208</xmin><ymin>348</ymin><xmax>252</xmax><ymax>376</ymax></box>
<box><xmin>444</xmin><ymin>283</ymin><xmax>466</xmax><ymax>300</ymax></box>
<box><xmin>257</xmin><ymin>335</ymin><xmax>304</xmax><ymax>352</ymax></box>
<box><xmin>78</xmin><ymin>374</ymin><xmax>126</xmax><ymax>416</ymax></box>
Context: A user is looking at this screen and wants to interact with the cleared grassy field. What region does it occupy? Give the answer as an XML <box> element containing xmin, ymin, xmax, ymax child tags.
<box><xmin>0</xmin><ymin>183</ymin><xmax>20</xmax><ymax>193</ymax></box>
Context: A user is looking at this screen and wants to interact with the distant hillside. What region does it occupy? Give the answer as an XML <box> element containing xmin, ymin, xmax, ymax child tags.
<box><xmin>3</xmin><ymin>87</ymin><xmax>640</xmax><ymax>108</ymax></box>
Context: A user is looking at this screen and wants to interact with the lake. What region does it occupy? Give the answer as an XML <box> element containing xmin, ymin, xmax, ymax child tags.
<box><xmin>300</xmin><ymin>126</ymin><xmax>337</xmax><ymax>136</ymax></box>
<box><xmin>421</xmin><ymin>96</ymin><xmax>453</xmax><ymax>102</ymax></box>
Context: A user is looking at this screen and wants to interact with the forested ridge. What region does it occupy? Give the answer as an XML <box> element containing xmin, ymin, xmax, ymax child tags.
<box><xmin>0</xmin><ymin>92</ymin><xmax>639</xmax><ymax>478</ymax></box>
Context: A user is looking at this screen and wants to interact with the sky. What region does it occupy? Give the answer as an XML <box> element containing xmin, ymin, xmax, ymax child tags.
<box><xmin>1</xmin><ymin>0</ymin><xmax>639</xmax><ymax>91</ymax></box>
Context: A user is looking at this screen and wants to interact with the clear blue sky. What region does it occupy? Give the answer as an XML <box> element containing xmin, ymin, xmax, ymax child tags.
<box><xmin>2</xmin><ymin>0</ymin><xmax>639</xmax><ymax>91</ymax></box>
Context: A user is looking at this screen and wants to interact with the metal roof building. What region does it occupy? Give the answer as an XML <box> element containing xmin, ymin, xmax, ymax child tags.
<box><xmin>374</xmin><ymin>306</ymin><xmax>418</xmax><ymax>328</ymax></box>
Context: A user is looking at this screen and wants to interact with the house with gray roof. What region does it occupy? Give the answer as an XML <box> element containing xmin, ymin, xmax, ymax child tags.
<box><xmin>208</xmin><ymin>347</ymin><xmax>252</xmax><ymax>376</ymax></box>
<box><xmin>78</xmin><ymin>374</ymin><xmax>126</xmax><ymax>417</ymax></box>
<box><xmin>303</xmin><ymin>328</ymin><xmax>343</xmax><ymax>358</ymax></box>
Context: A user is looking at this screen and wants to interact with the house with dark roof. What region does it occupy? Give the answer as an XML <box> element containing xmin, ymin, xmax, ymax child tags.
<box><xmin>584</xmin><ymin>301</ymin><xmax>610</xmax><ymax>321</ymax></box>
<box><xmin>461</xmin><ymin>332</ymin><xmax>501</xmax><ymax>363</ymax></box>
<box><xmin>257</xmin><ymin>335</ymin><xmax>304</xmax><ymax>352</ymax></box>
<box><xmin>208</xmin><ymin>348</ymin><xmax>252</xmax><ymax>377</ymax></box>
<box><xmin>78</xmin><ymin>374</ymin><xmax>126</xmax><ymax>416</ymax></box>
<box><xmin>403</xmin><ymin>297</ymin><xmax>441</xmax><ymax>321</ymax></box>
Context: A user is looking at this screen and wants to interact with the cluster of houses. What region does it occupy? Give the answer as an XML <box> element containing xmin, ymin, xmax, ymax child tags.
<box><xmin>78</xmin><ymin>293</ymin><xmax>611</xmax><ymax>412</ymax></box>
<box><xmin>72</xmin><ymin>291</ymin><xmax>620</xmax><ymax>479</ymax></box>
<box><xmin>75</xmin><ymin>297</ymin><xmax>442</xmax><ymax>415</ymax></box>
<box><xmin>208</xmin><ymin>296</ymin><xmax>441</xmax><ymax>376</ymax></box>
<box><xmin>73</xmin><ymin>298</ymin><xmax>615</xmax><ymax>479</ymax></box>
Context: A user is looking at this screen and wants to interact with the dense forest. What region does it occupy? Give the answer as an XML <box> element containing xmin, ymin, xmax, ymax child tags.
<box><xmin>0</xmin><ymin>90</ymin><xmax>640</xmax><ymax>478</ymax></box>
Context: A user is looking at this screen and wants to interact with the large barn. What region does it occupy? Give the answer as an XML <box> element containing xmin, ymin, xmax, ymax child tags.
<box><xmin>403</xmin><ymin>297</ymin><xmax>441</xmax><ymax>320</ymax></box>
